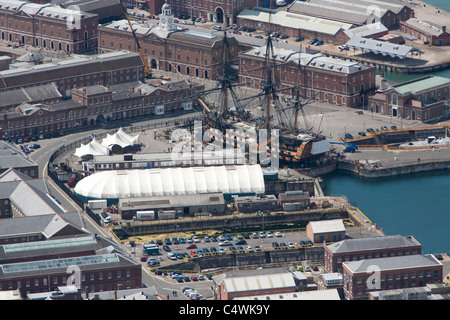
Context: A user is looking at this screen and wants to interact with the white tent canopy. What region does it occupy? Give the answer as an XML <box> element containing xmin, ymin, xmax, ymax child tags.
<box><xmin>73</xmin><ymin>138</ymin><xmax>109</xmax><ymax>158</ymax></box>
<box><xmin>74</xmin><ymin>165</ymin><xmax>265</xmax><ymax>200</ymax></box>
<box><xmin>101</xmin><ymin>127</ymin><xmax>139</xmax><ymax>148</ymax></box>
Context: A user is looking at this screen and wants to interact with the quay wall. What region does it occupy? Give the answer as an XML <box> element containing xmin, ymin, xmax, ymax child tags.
<box><xmin>337</xmin><ymin>158</ymin><xmax>450</xmax><ymax>178</ymax></box>
<box><xmin>116</xmin><ymin>209</ymin><xmax>349</xmax><ymax>237</ymax></box>
<box><xmin>154</xmin><ymin>246</ymin><xmax>325</xmax><ymax>272</ymax></box>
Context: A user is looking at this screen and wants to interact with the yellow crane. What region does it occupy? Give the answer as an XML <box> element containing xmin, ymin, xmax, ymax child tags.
<box><xmin>168</xmin><ymin>61</ymin><xmax>210</xmax><ymax>113</ymax></box>
<box><xmin>118</xmin><ymin>0</ymin><xmax>152</xmax><ymax>78</ymax></box>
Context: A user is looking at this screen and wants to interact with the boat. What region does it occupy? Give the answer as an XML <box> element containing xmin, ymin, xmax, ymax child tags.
<box><xmin>173</xmin><ymin>14</ymin><xmax>330</xmax><ymax>168</ymax></box>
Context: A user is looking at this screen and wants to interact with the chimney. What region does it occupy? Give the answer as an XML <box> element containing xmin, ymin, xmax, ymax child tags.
<box><xmin>442</xmin><ymin>26</ymin><xmax>447</xmax><ymax>33</ymax></box>
<box><xmin>410</xmin><ymin>10</ymin><xmax>415</xmax><ymax>18</ymax></box>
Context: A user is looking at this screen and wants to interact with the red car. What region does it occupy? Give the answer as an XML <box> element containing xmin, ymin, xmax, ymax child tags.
<box><xmin>186</xmin><ymin>244</ymin><xmax>197</xmax><ymax>249</ymax></box>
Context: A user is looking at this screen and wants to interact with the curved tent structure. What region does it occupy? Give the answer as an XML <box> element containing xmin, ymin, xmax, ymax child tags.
<box><xmin>74</xmin><ymin>165</ymin><xmax>265</xmax><ymax>203</ymax></box>
<box><xmin>73</xmin><ymin>138</ymin><xmax>109</xmax><ymax>158</ymax></box>
<box><xmin>101</xmin><ymin>128</ymin><xmax>139</xmax><ymax>148</ymax></box>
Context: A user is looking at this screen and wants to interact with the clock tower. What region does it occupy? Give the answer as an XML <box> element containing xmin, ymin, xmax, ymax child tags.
<box><xmin>159</xmin><ymin>2</ymin><xmax>176</xmax><ymax>31</ymax></box>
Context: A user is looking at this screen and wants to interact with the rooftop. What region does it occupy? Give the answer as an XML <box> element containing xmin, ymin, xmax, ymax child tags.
<box><xmin>326</xmin><ymin>234</ymin><xmax>421</xmax><ymax>254</ymax></box>
<box><xmin>238</xmin><ymin>8</ymin><xmax>353</xmax><ymax>36</ymax></box>
<box><xmin>391</xmin><ymin>75</ymin><xmax>450</xmax><ymax>95</ymax></box>
<box><xmin>308</xmin><ymin>219</ymin><xmax>346</xmax><ymax>234</ymax></box>
<box><xmin>345</xmin><ymin>36</ymin><xmax>416</xmax><ymax>59</ymax></box>
<box><xmin>343</xmin><ymin>254</ymin><xmax>442</xmax><ymax>274</ymax></box>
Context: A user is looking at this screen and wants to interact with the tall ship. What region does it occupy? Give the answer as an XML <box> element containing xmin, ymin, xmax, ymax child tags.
<box><xmin>173</xmin><ymin>16</ymin><xmax>330</xmax><ymax>167</ymax></box>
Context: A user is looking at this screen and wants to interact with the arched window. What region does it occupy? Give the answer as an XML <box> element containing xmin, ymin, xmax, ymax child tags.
<box><xmin>391</xmin><ymin>93</ymin><xmax>398</xmax><ymax>106</ymax></box>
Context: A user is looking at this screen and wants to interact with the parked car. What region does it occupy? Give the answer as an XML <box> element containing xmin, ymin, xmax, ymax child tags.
<box><xmin>309</xmin><ymin>39</ymin><xmax>319</xmax><ymax>45</ymax></box>
<box><xmin>294</xmin><ymin>36</ymin><xmax>304</xmax><ymax>42</ymax></box>
<box><xmin>225</xmin><ymin>234</ymin><xmax>232</xmax><ymax>241</ymax></box>
<box><xmin>366</xmin><ymin>128</ymin><xmax>375</xmax><ymax>133</ymax></box>
<box><xmin>163</xmin><ymin>245</ymin><xmax>171</xmax><ymax>252</ymax></box>
<box><xmin>435</xmin><ymin>254</ymin><xmax>443</xmax><ymax>260</ymax></box>
<box><xmin>272</xmin><ymin>241</ymin><xmax>279</xmax><ymax>248</ymax></box>
<box><xmin>279</xmin><ymin>34</ymin><xmax>288</xmax><ymax>39</ymax></box>
<box><xmin>235</xmin><ymin>239</ymin><xmax>247</xmax><ymax>245</ymax></box>
<box><xmin>219</xmin><ymin>241</ymin><xmax>232</xmax><ymax>246</ymax></box>
<box><xmin>254</xmin><ymin>35</ymin><xmax>263</xmax><ymax>39</ymax></box>
<box><xmin>210</xmin><ymin>247</ymin><xmax>217</xmax><ymax>254</ymax></box>
<box><xmin>167</xmin><ymin>253</ymin><xmax>177</xmax><ymax>260</ymax></box>
<box><xmin>186</xmin><ymin>244</ymin><xmax>197</xmax><ymax>249</ymax></box>
<box><xmin>391</xmin><ymin>125</ymin><xmax>397</xmax><ymax>129</ymax></box>
<box><xmin>344</xmin><ymin>133</ymin><xmax>353</xmax><ymax>139</ymax></box>
<box><xmin>381</xmin><ymin>125</ymin><xmax>388</xmax><ymax>130</ymax></box>
<box><xmin>338</xmin><ymin>44</ymin><xmax>349</xmax><ymax>51</ymax></box>
<box><xmin>358</xmin><ymin>131</ymin><xmax>366</xmax><ymax>136</ymax></box>
<box><xmin>274</xmin><ymin>231</ymin><xmax>282</xmax><ymax>237</ymax></box>
<box><xmin>312</xmin><ymin>265</ymin><xmax>319</xmax><ymax>271</ymax></box>
<box><xmin>314</xmin><ymin>40</ymin><xmax>324</xmax><ymax>46</ymax></box>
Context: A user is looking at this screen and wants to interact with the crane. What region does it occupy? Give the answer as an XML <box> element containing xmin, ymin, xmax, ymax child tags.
<box><xmin>167</xmin><ymin>61</ymin><xmax>210</xmax><ymax>113</ymax></box>
<box><xmin>118</xmin><ymin>0</ymin><xmax>152</xmax><ymax>78</ymax></box>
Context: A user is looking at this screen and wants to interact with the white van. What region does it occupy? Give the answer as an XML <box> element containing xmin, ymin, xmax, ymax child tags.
<box><xmin>276</xmin><ymin>0</ymin><xmax>286</xmax><ymax>5</ymax></box>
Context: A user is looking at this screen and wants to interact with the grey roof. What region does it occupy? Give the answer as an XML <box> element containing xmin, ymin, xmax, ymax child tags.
<box><xmin>0</xmin><ymin>83</ymin><xmax>62</xmax><ymax>109</ymax></box>
<box><xmin>327</xmin><ymin>234</ymin><xmax>421</xmax><ymax>254</ymax></box>
<box><xmin>0</xmin><ymin>168</ymin><xmax>66</xmax><ymax>216</ymax></box>
<box><xmin>0</xmin><ymin>212</ymin><xmax>85</xmax><ymax>240</ymax></box>
<box><xmin>118</xmin><ymin>192</ymin><xmax>225</xmax><ymax>210</ymax></box>
<box><xmin>345</xmin><ymin>36</ymin><xmax>414</xmax><ymax>58</ymax></box>
<box><xmin>83</xmin><ymin>286</ymin><xmax>159</xmax><ymax>300</ymax></box>
<box><xmin>343</xmin><ymin>254</ymin><xmax>441</xmax><ymax>273</ymax></box>
<box><xmin>0</xmin><ymin>252</ymin><xmax>137</xmax><ymax>279</ymax></box>
<box><xmin>343</xmin><ymin>22</ymin><xmax>388</xmax><ymax>38</ymax></box>
<box><xmin>402</xmin><ymin>18</ymin><xmax>448</xmax><ymax>37</ymax></box>
<box><xmin>287</xmin><ymin>0</ymin><xmax>407</xmax><ymax>25</ymax></box>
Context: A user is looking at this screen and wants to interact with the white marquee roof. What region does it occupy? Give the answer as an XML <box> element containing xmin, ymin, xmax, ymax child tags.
<box><xmin>101</xmin><ymin>128</ymin><xmax>139</xmax><ymax>148</ymax></box>
<box><xmin>73</xmin><ymin>138</ymin><xmax>109</xmax><ymax>158</ymax></box>
<box><xmin>74</xmin><ymin>165</ymin><xmax>265</xmax><ymax>199</ymax></box>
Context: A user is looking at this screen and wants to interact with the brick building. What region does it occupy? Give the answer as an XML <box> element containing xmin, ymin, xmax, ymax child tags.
<box><xmin>342</xmin><ymin>254</ymin><xmax>443</xmax><ymax>300</ymax></box>
<box><xmin>368</xmin><ymin>75</ymin><xmax>450</xmax><ymax>122</ymax></box>
<box><xmin>0</xmin><ymin>50</ymin><xmax>145</xmax><ymax>95</ymax></box>
<box><xmin>239</xmin><ymin>46</ymin><xmax>376</xmax><ymax>108</ymax></box>
<box><xmin>98</xmin><ymin>4</ymin><xmax>239</xmax><ymax>80</ymax></box>
<box><xmin>237</xmin><ymin>7</ymin><xmax>353</xmax><ymax>45</ymax></box>
<box><xmin>165</xmin><ymin>0</ymin><xmax>257</xmax><ymax>25</ymax></box>
<box><xmin>0</xmin><ymin>0</ymin><xmax>98</xmax><ymax>54</ymax></box>
<box><xmin>0</xmin><ymin>83</ymin><xmax>62</xmax><ymax>113</ymax></box>
<box><xmin>0</xmin><ymin>142</ymin><xmax>39</xmax><ymax>178</ymax></box>
<box><xmin>401</xmin><ymin>17</ymin><xmax>450</xmax><ymax>46</ymax></box>
<box><xmin>0</xmin><ymin>235</ymin><xmax>142</xmax><ymax>298</ymax></box>
<box><xmin>0</xmin><ymin>168</ymin><xmax>65</xmax><ymax>218</ymax></box>
<box><xmin>323</xmin><ymin>235</ymin><xmax>422</xmax><ymax>274</ymax></box>
<box><xmin>306</xmin><ymin>219</ymin><xmax>346</xmax><ymax>244</ymax></box>
<box><xmin>287</xmin><ymin>0</ymin><xmax>413</xmax><ymax>30</ymax></box>
<box><xmin>1</xmin><ymin>79</ymin><xmax>203</xmax><ymax>141</ymax></box>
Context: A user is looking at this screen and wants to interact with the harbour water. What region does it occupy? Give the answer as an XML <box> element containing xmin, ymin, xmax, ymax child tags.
<box><xmin>322</xmin><ymin>0</ymin><xmax>450</xmax><ymax>255</ymax></box>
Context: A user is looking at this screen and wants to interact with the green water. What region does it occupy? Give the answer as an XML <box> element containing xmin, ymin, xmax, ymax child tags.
<box><xmin>322</xmin><ymin>0</ymin><xmax>450</xmax><ymax>255</ymax></box>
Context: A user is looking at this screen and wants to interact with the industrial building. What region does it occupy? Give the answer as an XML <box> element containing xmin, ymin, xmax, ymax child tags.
<box><xmin>118</xmin><ymin>192</ymin><xmax>226</xmax><ymax>219</ymax></box>
<box><xmin>287</xmin><ymin>0</ymin><xmax>413</xmax><ymax>29</ymax></box>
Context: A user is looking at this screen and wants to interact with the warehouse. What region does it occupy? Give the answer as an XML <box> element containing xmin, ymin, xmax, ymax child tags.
<box><xmin>74</xmin><ymin>164</ymin><xmax>265</xmax><ymax>204</ymax></box>
<box><xmin>287</xmin><ymin>0</ymin><xmax>413</xmax><ymax>29</ymax></box>
<box><xmin>118</xmin><ymin>192</ymin><xmax>226</xmax><ymax>219</ymax></box>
